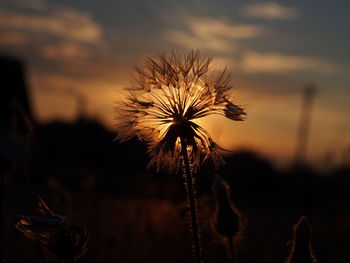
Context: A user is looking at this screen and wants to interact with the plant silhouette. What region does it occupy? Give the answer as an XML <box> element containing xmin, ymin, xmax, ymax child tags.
<box><xmin>15</xmin><ymin>197</ymin><xmax>89</xmax><ymax>263</ymax></box>
<box><xmin>0</xmin><ymin>153</ymin><xmax>13</xmax><ymax>263</ymax></box>
<box><xmin>212</xmin><ymin>174</ymin><xmax>243</xmax><ymax>263</ymax></box>
<box><xmin>285</xmin><ymin>215</ymin><xmax>318</xmax><ymax>263</ymax></box>
<box><xmin>115</xmin><ymin>50</ymin><xmax>246</xmax><ymax>263</ymax></box>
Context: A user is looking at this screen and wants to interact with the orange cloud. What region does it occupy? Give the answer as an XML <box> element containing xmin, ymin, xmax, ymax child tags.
<box><xmin>29</xmin><ymin>71</ymin><xmax>127</xmax><ymax>125</ymax></box>
<box><xmin>41</xmin><ymin>42</ymin><xmax>92</xmax><ymax>59</ymax></box>
<box><xmin>0</xmin><ymin>30</ymin><xmax>29</xmax><ymax>45</ymax></box>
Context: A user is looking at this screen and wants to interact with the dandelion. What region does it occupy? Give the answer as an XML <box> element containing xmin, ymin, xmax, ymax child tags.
<box><xmin>15</xmin><ymin>197</ymin><xmax>89</xmax><ymax>263</ymax></box>
<box><xmin>114</xmin><ymin>50</ymin><xmax>246</xmax><ymax>263</ymax></box>
<box><xmin>285</xmin><ymin>216</ymin><xmax>318</xmax><ymax>263</ymax></box>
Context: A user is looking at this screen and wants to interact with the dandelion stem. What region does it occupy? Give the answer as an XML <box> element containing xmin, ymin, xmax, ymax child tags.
<box><xmin>180</xmin><ymin>137</ymin><xmax>203</xmax><ymax>263</ymax></box>
<box><xmin>228</xmin><ymin>237</ymin><xmax>237</xmax><ymax>263</ymax></box>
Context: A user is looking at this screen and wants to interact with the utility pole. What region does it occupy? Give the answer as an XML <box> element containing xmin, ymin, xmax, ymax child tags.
<box><xmin>294</xmin><ymin>84</ymin><xmax>317</xmax><ymax>165</ymax></box>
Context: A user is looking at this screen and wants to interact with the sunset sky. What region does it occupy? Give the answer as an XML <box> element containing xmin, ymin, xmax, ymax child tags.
<box><xmin>1</xmin><ymin>0</ymin><xmax>349</xmax><ymax>166</ymax></box>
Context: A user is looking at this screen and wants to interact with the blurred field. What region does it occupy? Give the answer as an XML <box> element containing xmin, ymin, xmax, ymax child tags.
<box><xmin>2</xmin><ymin>118</ymin><xmax>350</xmax><ymax>262</ymax></box>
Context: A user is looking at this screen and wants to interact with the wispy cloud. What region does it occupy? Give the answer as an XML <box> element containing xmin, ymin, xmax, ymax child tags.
<box><xmin>241</xmin><ymin>2</ymin><xmax>300</xmax><ymax>20</ymax></box>
<box><xmin>0</xmin><ymin>9</ymin><xmax>102</xmax><ymax>44</ymax></box>
<box><xmin>165</xmin><ymin>16</ymin><xmax>266</xmax><ymax>52</ymax></box>
<box><xmin>0</xmin><ymin>1</ymin><xmax>106</xmax><ymax>64</ymax></box>
<box><xmin>165</xmin><ymin>29</ymin><xmax>235</xmax><ymax>52</ymax></box>
<box><xmin>241</xmin><ymin>51</ymin><xmax>335</xmax><ymax>74</ymax></box>
<box><xmin>189</xmin><ymin>17</ymin><xmax>265</xmax><ymax>39</ymax></box>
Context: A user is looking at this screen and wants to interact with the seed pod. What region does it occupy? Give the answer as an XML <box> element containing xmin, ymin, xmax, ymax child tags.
<box><xmin>212</xmin><ymin>174</ymin><xmax>244</xmax><ymax>263</ymax></box>
<box><xmin>212</xmin><ymin>174</ymin><xmax>243</xmax><ymax>240</ymax></box>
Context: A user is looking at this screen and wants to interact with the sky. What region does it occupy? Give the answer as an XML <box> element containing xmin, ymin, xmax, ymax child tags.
<box><xmin>1</xmin><ymin>0</ymin><xmax>349</xmax><ymax>167</ymax></box>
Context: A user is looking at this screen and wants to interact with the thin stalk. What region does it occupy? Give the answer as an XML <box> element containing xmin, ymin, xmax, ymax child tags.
<box><xmin>0</xmin><ymin>175</ymin><xmax>3</xmax><ymax>263</ymax></box>
<box><xmin>228</xmin><ymin>237</ymin><xmax>237</xmax><ymax>263</ymax></box>
<box><xmin>180</xmin><ymin>138</ymin><xmax>202</xmax><ymax>263</ymax></box>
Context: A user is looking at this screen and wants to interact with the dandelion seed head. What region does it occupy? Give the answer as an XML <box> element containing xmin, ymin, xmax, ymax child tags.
<box><xmin>115</xmin><ymin>51</ymin><xmax>246</xmax><ymax>171</ymax></box>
